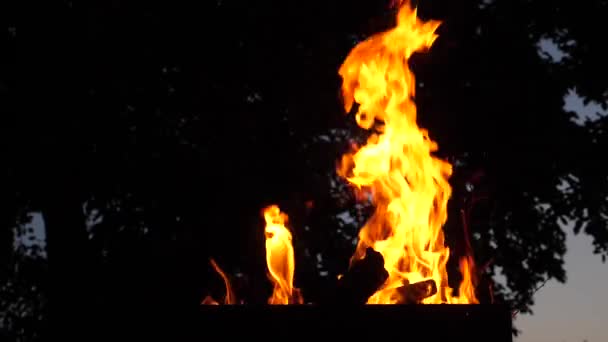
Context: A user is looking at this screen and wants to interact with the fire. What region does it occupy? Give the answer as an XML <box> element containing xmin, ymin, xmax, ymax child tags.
<box><xmin>201</xmin><ymin>259</ymin><xmax>236</xmax><ymax>305</ymax></box>
<box><xmin>263</xmin><ymin>205</ymin><xmax>303</xmax><ymax>304</ymax></box>
<box><xmin>203</xmin><ymin>206</ymin><xmax>303</xmax><ymax>305</ymax></box>
<box><xmin>203</xmin><ymin>0</ymin><xmax>478</xmax><ymax>306</ymax></box>
<box><xmin>337</xmin><ymin>1</ymin><xmax>478</xmax><ymax>304</ymax></box>
<box><xmin>454</xmin><ymin>256</ymin><xmax>478</xmax><ymax>304</ymax></box>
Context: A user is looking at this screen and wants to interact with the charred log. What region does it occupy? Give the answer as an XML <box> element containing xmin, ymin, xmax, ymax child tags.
<box><xmin>396</xmin><ymin>279</ymin><xmax>437</xmax><ymax>304</ymax></box>
<box><xmin>325</xmin><ymin>247</ymin><xmax>389</xmax><ymax>305</ymax></box>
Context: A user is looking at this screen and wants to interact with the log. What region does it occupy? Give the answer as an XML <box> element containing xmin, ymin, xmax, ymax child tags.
<box><xmin>396</xmin><ymin>279</ymin><xmax>437</xmax><ymax>304</ymax></box>
<box><xmin>327</xmin><ymin>247</ymin><xmax>389</xmax><ymax>305</ymax></box>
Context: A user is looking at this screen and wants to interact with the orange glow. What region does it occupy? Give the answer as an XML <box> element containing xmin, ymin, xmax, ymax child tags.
<box><xmin>201</xmin><ymin>259</ymin><xmax>236</xmax><ymax>305</ymax></box>
<box><xmin>263</xmin><ymin>205</ymin><xmax>303</xmax><ymax>304</ymax></box>
<box><xmin>338</xmin><ymin>1</ymin><xmax>477</xmax><ymax>304</ymax></box>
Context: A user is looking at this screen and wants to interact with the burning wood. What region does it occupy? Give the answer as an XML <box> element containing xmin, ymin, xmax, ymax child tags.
<box><xmin>397</xmin><ymin>279</ymin><xmax>437</xmax><ymax>304</ymax></box>
<box><xmin>328</xmin><ymin>247</ymin><xmax>389</xmax><ymax>305</ymax></box>
<box><xmin>336</xmin><ymin>0</ymin><xmax>477</xmax><ymax>304</ymax></box>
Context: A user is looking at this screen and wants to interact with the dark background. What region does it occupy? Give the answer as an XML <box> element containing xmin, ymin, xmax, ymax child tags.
<box><xmin>4</xmin><ymin>0</ymin><xmax>608</xmax><ymax>340</ymax></box>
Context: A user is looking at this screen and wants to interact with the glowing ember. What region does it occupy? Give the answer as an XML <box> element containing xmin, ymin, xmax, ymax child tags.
<box><xmin>263</xmin><ymin>205</ymin><xmax>303</xmax><ymax>304</ymax></box>
<box><xmin>337</xmin><ymin>0</ymin><xmax>477</xmax><ymax>304</ymax></box>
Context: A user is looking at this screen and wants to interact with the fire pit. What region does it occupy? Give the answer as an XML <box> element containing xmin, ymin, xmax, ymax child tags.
<box><xmin>199</xmin><ymin>3</ymin><xmax>512</xmax><ymax>341</ymax></box>
<box><xmin>198</xmin><ymin>305</ymin><xmax>512</xmax><ymax>342</ymax></box>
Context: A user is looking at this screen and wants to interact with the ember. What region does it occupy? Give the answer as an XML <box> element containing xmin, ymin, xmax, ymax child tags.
<box><xmin>204</xmin><ymin>0</ymin><xmax>478</xmax><ymax>306</ymax></box>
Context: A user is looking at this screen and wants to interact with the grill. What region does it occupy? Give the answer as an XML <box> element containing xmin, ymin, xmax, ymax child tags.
<box><xmin>196</xmin><ymin>305</ymin><xmax>512</xmax><ymax>342</ymax></box>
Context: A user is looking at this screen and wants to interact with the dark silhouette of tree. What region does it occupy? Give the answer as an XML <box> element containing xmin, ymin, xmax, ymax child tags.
<box><xmin>3</xmin><ymin>0</ymin><xmax>608</xmax><ymax>339</ymax></box>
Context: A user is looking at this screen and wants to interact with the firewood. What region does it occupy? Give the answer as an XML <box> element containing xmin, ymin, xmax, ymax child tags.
<box><xmin>327</xmin><ymin>247</ymin><xmax>389</xmax><ymax>305</ymax></box>
<box><xmin>396</xmin><ymin>279</ymin><xmax>437</xmax><ymax>304</ymax></box>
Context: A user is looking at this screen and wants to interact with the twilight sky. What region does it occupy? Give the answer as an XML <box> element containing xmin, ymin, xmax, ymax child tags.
<box><xmin>516</xmin><ymin>227</ymin><xmax>608</xmax><ymax>342</ymax></box>
<box><xmin>516</xmin><ymin>40</ymin><xmax>608</xmax><ymax>342</ymax></box>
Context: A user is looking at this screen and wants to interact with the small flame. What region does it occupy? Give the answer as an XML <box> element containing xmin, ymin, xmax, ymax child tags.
<box><xmin>200</xmin><ymin>297</ymin><xmax>219</xmax><ymax>305</ymax></box>
<box><xmin>263</xmin><ymin>205</ymin><xmax>303</xmax><ymax>304</ymax></box>
<box><xmin>201</xmin><ymin>258</ymin><xmax>236</xmax><ymax>305</ymax></box>
<box><xmin>338</xmin><ymin>1</ymin><xmax>477</xmax><ymax>304</ymax></box>
<box><xmin>454</xmin><ymin>256</ymin><xmax>479</xmax><ymax>304</ymax></box>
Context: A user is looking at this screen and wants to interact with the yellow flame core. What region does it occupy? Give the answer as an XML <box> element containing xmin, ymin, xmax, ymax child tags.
<box><xmin>338</xmin><ymin>2</ymin><xmax>477</xmax><ymax>304</ymax></box>
<box><xmin>263</xmin><ymin>205</ymin><xmax>303</xmax><ymax>304</ymax></box>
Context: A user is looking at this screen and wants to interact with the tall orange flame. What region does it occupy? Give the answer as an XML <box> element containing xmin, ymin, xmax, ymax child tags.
<box><xmin>338</xmin><ymin>1</ymin><xmax>477</xmax><ymax>304</ymax></box>
<box><xmin>263</xmin><ymin>205</ymin><xmax>303</xmax><ymax>304</ymax></box>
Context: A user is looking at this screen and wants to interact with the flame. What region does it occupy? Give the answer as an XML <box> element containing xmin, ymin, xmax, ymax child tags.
<box><xmin>454</xmin><ymin>256</ymin><xmax>479</xmax><ymax>304</ymax></box>
<box><xmin>263</xmin><ymin>205</ymin><xmax>303</xmax><ymax>304</ymax></box>
<box><xmin>201</xmin><ymin>258</ymin><xmax>236</xmax><ymax>305</ymax></box>
<box><xmin>338</xmin><ymin>1</ymin><xmax>477</xmax><ymax>304</ymax></box>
